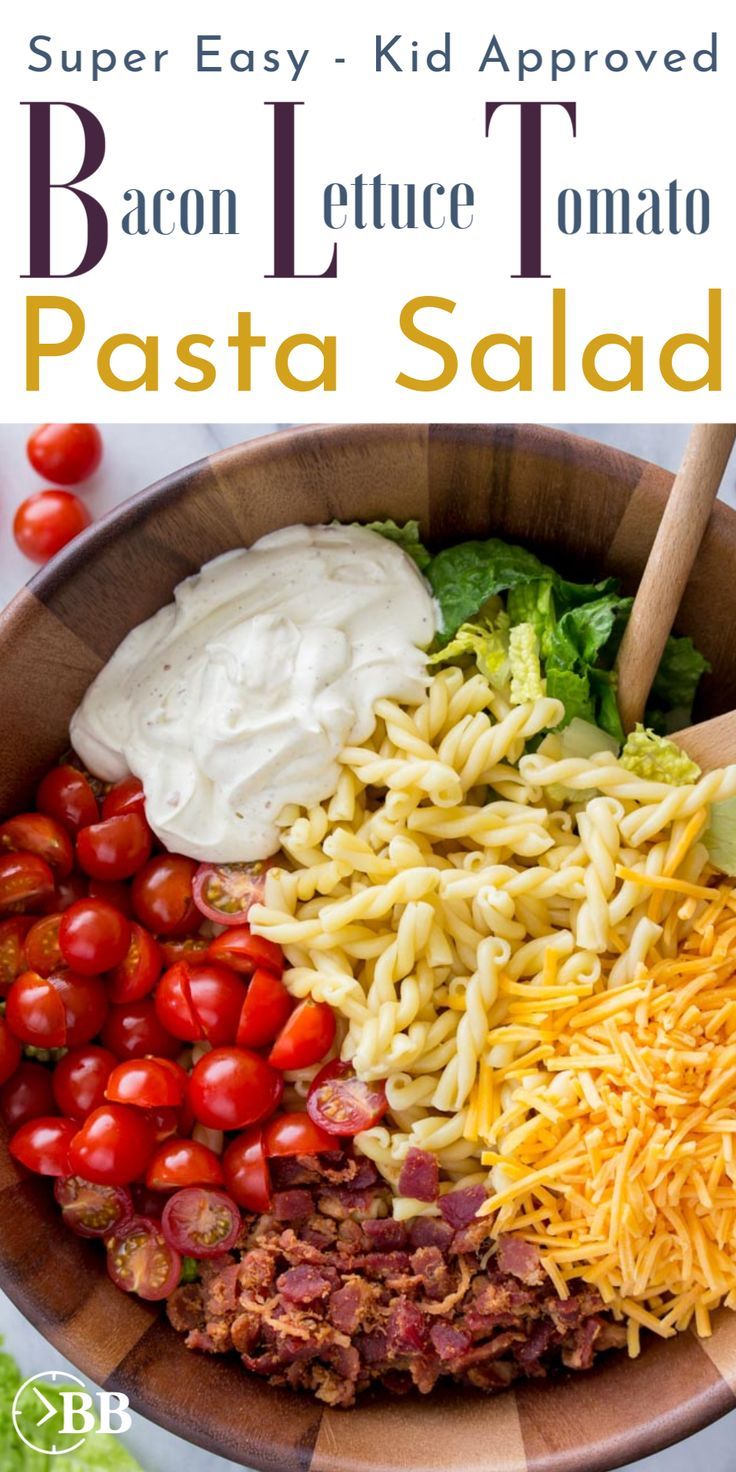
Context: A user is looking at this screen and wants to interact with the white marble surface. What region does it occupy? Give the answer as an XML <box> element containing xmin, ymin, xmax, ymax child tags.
<box><xmin>1</xmin><ymin>420</ymin><xmax>736</xmax><ymax>1472</ymax></box>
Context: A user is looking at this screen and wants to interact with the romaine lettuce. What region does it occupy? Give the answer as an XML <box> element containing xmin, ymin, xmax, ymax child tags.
<box><xmin>620</xmin><ymin>726</ymin><xmax>701</xmax><ymax>785</ymax></box>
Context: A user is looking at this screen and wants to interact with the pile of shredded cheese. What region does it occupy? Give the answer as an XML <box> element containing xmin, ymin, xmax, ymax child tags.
<box><xmin>477</xmin><ymin>883</ymin><xmax>736</xmax><ymax>1353</ymax></box>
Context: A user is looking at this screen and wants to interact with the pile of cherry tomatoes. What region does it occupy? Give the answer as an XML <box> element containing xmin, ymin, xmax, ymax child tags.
<box><xmin>0</xmin><ymin>762</ymin><xmax>387</xmax><ymax>1301</ymax></box>
<box><xmin>13</xmin><ymin>424</ymin><xmax>103</xmax><ymax>564</ymax></box>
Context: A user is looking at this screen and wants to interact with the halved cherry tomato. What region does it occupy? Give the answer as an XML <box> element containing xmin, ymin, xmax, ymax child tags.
<box><xmin>307</xmin><ymin>1060</ymin><xmax>388</xmax><ymax>1136</ymax></box>
<box><xmin>24</xmin><ymin>915</ymin><xmax>63</xmax><ymax>976</ymax></box>
<box><xmin>87</xmin><ymin>878</ymin><xmax>133</xmax><ymax>916</ymax></box>
<box><xmin>0</xmin><ymin>917</ymin><xmax>33</xmax><ymax>992</ymax></box>
<box><xmin>36</xmin><ymin>765</ymin><xmax>99</xmax><ymax>836</ymax></box>
<box><xmin>59</xmin><ymin>898</ymin><xmax>130</xmax><ymax>976</ymax></box>
<box><xmin>106</xmin><ymin>1216</ymin><xmax>181</xmax><ymax>1300</ymax></box>
<box><xmin>9</xmin><ymin>1116</ymin><xmax>76</xmax><ymax>1175</ymax></box>
<box><xmin>69</xmin><ymin>1103</ymin><xmax>155</xmax><ymax>1184</ymax></box>
<box><xmin>237</xmin><ymin>968</ymin><xmax>294</xmax><ymax>1050</ymax></box>
<box><xmin>0</xmin><ymin>1016</ymin><xmax>22</xmax><ymax>1085</ymax></box>
<box><xmin>0</xmin><ymin>814</ymin><xmax>73</xmax><ymax>877</ymax></box>
<box><xmin>101</xmin><ymin>1000</ymin><xmax>181</xmax><ymax>1061</ymax></box>
<box><xmin>8</xmin><ymin>970</ymin><xmax>108</xmax><ymax>1050</ymax></box>
<box><xmin>188</xmin><ymin>1047</ymin><xmax>283</xmax><ymax>1131</ymax></box>
<box><xmin>53</xmin><ymin>1045</ymin><xmax>116</xmax><ymax>1119</ymax></box>
<box><xmin>105</xmin><ymin>1057</ymin><xmax>187</xmax><ymax>1110</ymax></box>
<box><xmin>27</xmin><ymin>423</ymin><xmax>103</xmax><ymax>486</ymax></box>
<box><xmin>268</xmin><ymin>999</ymin><xmax>336</xmax><ymax>1072</ymax></box>
<box><xmin>76</xmin><ymin>814</ymin><xmax>152</xmax><ymax>881</ymax></box>
<box><xmin>55</xmin><ymin>1176</ymin><xmax>133</xmax><ymax>1238</ymax></box>
<box><xmin>264</xmin><ymin>1111</ymin><xmax>334</xmax><ymax>1157</ymax></box>
<box><xmin>208</xmin><ymin>927</ymin><xmax>283</xmax><ymax>977</ymax></box>
<box><xmin>13</xmin><ymin>489</ymin><xmax>90</xmax><ymax>563</ymax></box>
<box><xmin>155</xmin><ymin>961</ymin><xmax>246</xmax><ymax>1046</ymax></box>
<box><xmin>146</xmin><ymin>1106</ymin><xmax>180</xmax><ymax>1143</ymax></box>
<box><xmin>131</xmin><ymin>855</ymin><xmax>200</xmax><ymax>937</ymax></box>
<box><xmin>0</xmin><ymin>853</ymin><xmax>56</xmax><ymax>914</ymax></box>
<box><xmin>102</xmin><ymin>778</ymin><xmax>146</xmax><ymax>821</ymax></box>
<box><xmin>0</xmin><ymin>1060</ymin><xmax>56</xmax><ymax>1127</ymax></box>
<box><xmin>146</xmin><ymin>1138</ymin><xmax>225</xmax><ymax>1191</ymax></box>
<box><xmin>109</xmin><ymin>924</ymin><xmax>162</xmax><ymax>1004</ymax></box>
<box><xmin>158</xmin><ymin>936</ymin><xmax>208</xmax><ymax>968</ymax></box>
<box><xmin>223</xmin><ymin>1128</ymin><xmax>271</xmax><ymax>1212</ymax></box>
<box><xmin>192</xmin><ymin>861</ymin><xmax>273</xmax><ymax>926</ymax></box>
<box><xmin>161</xmin><ymin>1187</ymin><xmax>240</xmax><ymax>1258</ymax></box>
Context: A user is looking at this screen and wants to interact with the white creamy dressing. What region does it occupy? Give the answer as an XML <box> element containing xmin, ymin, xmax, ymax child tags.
<box><xmin>71</xmin><ymin>524</ymin><xmax>437</xmax><ymax>862</ymax></box>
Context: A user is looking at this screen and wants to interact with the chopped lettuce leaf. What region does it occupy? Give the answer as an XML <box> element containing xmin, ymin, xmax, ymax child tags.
<box><xmin>546</xmin><ymin>595</ymin><xmax>631</xmax><ymax>671</ymax></box>
<box><xmin>427</xmin><ymin>616</ymin><xmax>509</xmax><ymax>690</ymax></box>
<box><xmin>349</xmin><ymin>519</ymin><xmax>432</xmax><ymax>570</ymax></box>
<box><xmin>620</xmin><ymin>726</ymin><xmax>701</xmax><ymax>785</ymax></box>
<box><xmin>705</xmin><ymin>795</ymin><xmax>736</xmax><ymax>877</ymax></box>
<box><xmin>179</xmin><ymin>1255</ymin><xmax>200</xmax><ymax>1283</ymax></box>
<box><xmin>508</xmin><ymin>623</ymin><xmax>544</xmax><ymax>704</ymax></box>
<box><xmin>546</xmin><ymin>668</ymin><xmax>596</xmax><ymax>727</ymax></box>
<box><xmin>557</xmin><ymin>717</ymin><xmax>619</xmax><ymax>760</ymax></box>
<box><xmin>0</xmin><ymin>1341</ymin><xmax>143</xmax><ymax>1470</ymax></box>
<box><xmin>646</xmin><ymin>635</ymin><xmax>712</xmax><ymax>734</ymax></box>
<box><xmin>427</xmin><ymin>539</ymin><xmax>550</xmax><ymax>638</ymax></box>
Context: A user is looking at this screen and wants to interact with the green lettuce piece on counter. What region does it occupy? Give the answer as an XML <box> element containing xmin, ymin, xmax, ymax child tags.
<box><xmin>620</xmin><ymin>726</ymin><xmax>701</xmax><ymax>785</ymax></box>
<box><xmin>0</xmin><ymin>1343</ymin><xmax>143</xmax><ymax>1470</ymax></box>
<box><xmin>427</xmin><ymin>616</ymin><xmax>510</xmax><ymax>690</ymax></box>
<box><xmin>357</xmin><ymin>519</ymin><xmax>432</xmax><ymax>571</ymax></box>
<box><xmin>508</xmin><ymin>623</ymin><xmax>544</xmax><ymax>704</ymax></box>
<box><xmin>705</xmin><ymin>795</ymin><xmax>736</xmax><ymax>877</ymax></box>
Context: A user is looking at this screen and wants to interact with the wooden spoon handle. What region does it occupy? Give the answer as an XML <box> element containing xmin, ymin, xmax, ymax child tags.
<box><xmin>673</xmin><ymin>710</ymin><xmax>736</xmax><ymax>771</ymax></box>
<box><xmin>616</xmin><ymin>423</ymin><xmax>736</xmax><ymax>734</ymax></box>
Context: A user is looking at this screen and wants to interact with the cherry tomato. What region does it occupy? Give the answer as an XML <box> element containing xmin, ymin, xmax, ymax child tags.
<box><xmin>55</xmin><ymin>1176</ymin><xmax>133</xmax><ymax>1238</ymax></box>
<box><xmin>106</xmin><ymin>1216</ymin><xmax>181</xmax><ymax>1300</ymax></box>
<box><xmin>188</xmin><ymin>1047</ymin><xmax>283</xmax><ymax>1131</ymax></box>
<box><xmin>13</xmin><ymin>490</ymin><xmax>91</xmax><ymax>564</ymax></box>
<box><xmin>0</xmin><ymin>917</ymin><xmax>33</xmax><ymax>992</ymax></box>
<box><xmin>6</xmin><ymin>971</ymin><xmax>66</xmax><ymax>1048</ymax></box>
<box><xmin>208</xmin><ymin>927</ymin><xmax>283</xmax><ymax>978</ymax></box>
<box><xmin>307</xmin><ymin>1060</ymin><xmax>388</xmax><ymax>1136</ymax></box>
<box><xmin>36</xmin><ymin>765</ymin><xmax>99</xmax><ymax>836</ymax></box>
<box><xmin>223</xmin><ymin>1128</ymin><xmax>271</xmax><ymax>1212</ymax></box>
<box><xmin>27</xmin><ymin>424</ymin><xmax>103</xmax><ymax>485</ymax></box>
<box><xmin>0</xmin><ymin>1060</ymin><xmax>56</xmax><ymax>1128</ymax></box>
<box><xmin>158</xmin><ymin>936</ymin><xmax>208</xmax><ymax>968</ymax></box>
<box><xmin>161</xmin><ymin>1187</ymin><xmax>240</xmax><ymax>1259</ymax></box>
<box><xmin>102</xmin><ymin>778</ymin><xmax>146</xmax><ymax>821</ymax></box>
<box><xmin>131</xmin><ymin>855</ymin><xmax>200</xmax><ymax>937</ymax></box>
<box><xmin>268</xmin><ymin>1000</ymin><xmax>336</xmax><ymax>1072</ymax></box>
<box><xmin>155</xmin><ymin>961</ymin><xmax>246</xmax><ymax>1046</ymax></box>
<box><xmin>264</xmin><ymin>1111</ymin><xmax>334</xmax><ymax>1157</ymax></box>
<box><xmin>76</xmin><ymin>814</ymin><xmax>152</xmax><ymax>882</ymax></box>
<box><xmin>56</xmin><ymin>972</ymin><xmax>109</xmax><ymax>1048</ymax></box>
<box><xmin>145</xmin><ymin>1138</ymin><xmax>225</xmax><ymax>1191</ymax></box>
<box><xmin>0</xmin><ymin>815</ymin><xmax>73</xmax><ymax>879</ymax></box>
<box><xmin>53</xmin><ymin>1045</ymin><xmax>116</xmax><ymax>1119</ymax></box>
<box><xmin>192</xmin><ymin>861</ymin><xmax>274</xmax><ymax>926</ymax></box>
<box><xmin>101</xmin><ymin>1000</ymin><xmax>181</xmax><ymax>1061</ymax></box>
<box><xmin>236</xmin><ymin>968</ymin><xmax>294</xmax><ymax>1050</ymax></box>
<box><xmin>146</xmin><ymin>1106</ymin><xmax>180</xmax><ymax>1143</ymax></box>
<box><xmin>24</xmin><ymin>915</ymin><xmax>63</xmax><ymax>976</ymax></box>
<box><xmin>69</xmin><ymin>1103</ymin><xmax>155</xmax><ymax>1184</ymax></box>
<box><xmin>10</xmin><ymin>1116</ymin><xmax>76</xmax><ymax>1175</ymax></box>
<box><xmin>0</xmin><ymin>1016</ymin><xmax>22</xmax><ymax>1086</ymax></box>
<box><xmin>0</xmin><ymin>853</ymin><xmax>56</xmax><ymax>914</ymax></box>
<box><xmin>50</xmin><ymin>873</ymin><xmax>89</xmax><ymax>913</ymax></box>
<box><xmin>59</xmin><ymin>898</ymin><xmax>130</xmax><ymax>975</ymax></box>
<box><xmin>87</xmin><ymin>878</ymin><xmax>133</xmax><ymax>916</ymax></box>
<box><xmin>131</xmin><ymin>1185</ymin><xmax>165</xmax><ymax>1220</ymax></box>
<box><xmin>105</xmin><ymin>1057</ymin><xmax>187</xmax><ymax>1110</ymax></box>
<box><xmin>109</xmin><ymin>924</ymin><xmax>162</xmax><ymax>1004</ymax></box>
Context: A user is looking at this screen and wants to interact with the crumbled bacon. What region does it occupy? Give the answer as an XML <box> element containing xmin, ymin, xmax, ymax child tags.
<box><xmin>438</xmin><ymin>1185</ymin><xmax>487</xmax><ymax>1229</ymax></box>
<box><xmin>398</xmin><ymin>1148</ymin><xmax>439</xmax><ymax>1202</ymax></box>
<box><xmin>272</xmin><ymin>1189</ymin><xmax>314</xmax><ymax>1222</ymax></box>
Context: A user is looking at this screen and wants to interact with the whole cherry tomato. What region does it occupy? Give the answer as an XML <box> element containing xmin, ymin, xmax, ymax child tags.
<box><xmin>131</xmin><ymin>855</ymin><xmax>200</xmax><ymax>937</ymax></box>
<box><xmin>0</xmin><ymin>814</ymin><xmax>74</xmax><ymax>877</ymax></box>
<box><xmin>268</xmin><ymin>999</ymin><xmax>336</xmax><ymax>1072</ymax></box>
<box><xmin>0</xmin><ymin>917</ymin><xmax>33</xmax><ymax>992</ymax></box>
<box><xmin>192</xmin><ymin>861</ymin><xmax>273</xmax><ymax>925</ymax></box>
<box><xmin>0</xmin><ymin>1016</ymin><xmax>22</xmax><ymax>1085</ymax></box>
<box><xmin>101</xmin><ymin>1000</ymin><xmax>181</xmax><ymax>1061</ymax></box>
<box><xmin>145</xmin><ymin>1138</ymin><xmax>225</xmax><ymax>1191</ymax></box>
<box><xmin>24</xmin><ymin>915</ymin><xmax>63</xmax><ymax>976</ymax></box>
<box><xmin>36</xmin><ymin>765</ymin><xmax>99</xmax><ymax>836</ymax></box>
<box><xmin>188</xmin><ymin>1047</ymin><xmax>282</xmax><ymax>1131</ymax></box>
<box><xmin>208</xmin><ymin>927</ymin><xmax>283</xmax><ymax>977</ymax></box>
<box><xmin>306</xmin><ymin>1060</ymin><xmax>388</xmax><ymax>1136</ymax></box>
<box><xmin>105</xmin><ymin>1057</ymin><xmax>187</xmax><ymax>1110</ymax></box>
<box><xmin>68</xmin><ymin>1103</ymin><xmax>155</xmax><ymax>1185</ymax></box>
<box><xmin>13</xmin><ymin>490</ymin><xmax>91</xmax><ymax>563</ymax></box>
<box><xmin>106</xmin><ymin>1216</ymin><xmax>181</xmax><ymax>1300</ymax></box>
<box><xmin>76</xmin><ymin>814</ymin><xmax>152</xmax><ymax>882</ymax></box>
<box><xmin>0</xmin><ymin>853</ymin><xmax>56</xmax><ymax>914</ymax></box>
<box><xmin>109</xmin><ymin>924</ymin><xmax>162</xmax><ymax>1004</ymax></box>
<box><xmin>223</xmin><ymin>1128</ymin><xmax>271</xmax><ymax>1212</ymax></box>
<box><xmin>59</xmin><ymin>898</ymin><xmax>130</xmax><ymax>975</ymax></box>
<box><xmin>55</xmin><ymin>1176</ymin><xmax>133</xmax><ymax>1238</ymax></box>
<box><xmin>102</xmin><ymin>778</ymin><xmax>146</xmax><ymax>821</ymax></box>
<box><xmin>9</xmin><ymin>1116</ymin><xmax>76</xmax><ymax>1175</ymax></box>
<box><xmin>236</xmin><ymin>968</ymin><xmax>294</xmax><ymax>1050</ymax></box>
<box><xmin>27</xmin><ymin>424</ymin><xmax>103</xmax><ymax>485</ymax></box>
<box><xmin>155</xmin><ymin>961</ymin><xmax>246</xmax><ymax>1046</ymax></box>
<box><xmin>0</xmin><ymin>1060</ymin><xmax>56</xmax><ymax>1128</ymax></box>
<box><xmin>264</xmin><ymin>1111</ymin><xmax>334</xmax><ymax>1157</ymax></box>
<box><xmin>52</xmin><ymin>1045</ymin><xmax>116</xmax><ymax>1119</ymax></box>
<box><xmin>161</xmin><ymin>1187</ymin><xmax>240</xmax><ymax>1258</ymax></box>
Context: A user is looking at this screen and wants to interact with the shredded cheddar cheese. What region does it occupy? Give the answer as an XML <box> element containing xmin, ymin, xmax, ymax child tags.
<box><xmin>478</xmin><ymin>882</ymin><xmax>736</xmax><ymax>1350</ymax></box>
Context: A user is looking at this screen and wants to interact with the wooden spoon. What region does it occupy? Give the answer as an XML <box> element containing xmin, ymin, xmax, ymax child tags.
<box><xmin>616</xmin><ymin>423</ymin><xmax>736</xmax><ymax>735</ymax></box>
<box><xmin>673</xmin><ymin>711</ymin><xmax>736</xmax><ymax>771</ymax></box>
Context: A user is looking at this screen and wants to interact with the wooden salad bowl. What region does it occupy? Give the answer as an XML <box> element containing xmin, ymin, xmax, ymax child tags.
<box><xmin>1</xmin><ymin>423</ymin><xmax>736</xmax><ymax>1472</ymax></box>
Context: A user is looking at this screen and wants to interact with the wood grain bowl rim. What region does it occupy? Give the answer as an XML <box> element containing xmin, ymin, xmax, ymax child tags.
<box><xmin>1</xmin><ymin>421</ymin><xmax>735</xmax><ymax>1472</ymax></box>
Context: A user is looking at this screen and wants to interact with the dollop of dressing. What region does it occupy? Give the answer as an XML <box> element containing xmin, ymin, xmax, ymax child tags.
<box><xmin>71</xmin><ymin>524</ymin><xmax>437</xmax><ymax>861</ymax></box>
